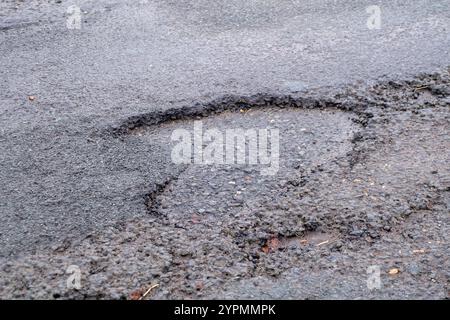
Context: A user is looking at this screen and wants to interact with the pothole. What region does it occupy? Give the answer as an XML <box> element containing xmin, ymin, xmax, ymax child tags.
<box><xmin>130</xmin><ymin>107</ymin><xmax>361</xmax><ymax>242</ymax></box>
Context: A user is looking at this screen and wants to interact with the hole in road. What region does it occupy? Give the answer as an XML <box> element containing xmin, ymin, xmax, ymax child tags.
<box><xmin>120</xmin><ymin>105</ymin><xmax>363</xmax><ymax>242</ymax></box>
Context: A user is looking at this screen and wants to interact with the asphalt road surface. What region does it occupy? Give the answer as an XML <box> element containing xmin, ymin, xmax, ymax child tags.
<box><xmin>0</xmin><ymin>0</ymin><xmax>449</xmax><ymax>299</ymax></box>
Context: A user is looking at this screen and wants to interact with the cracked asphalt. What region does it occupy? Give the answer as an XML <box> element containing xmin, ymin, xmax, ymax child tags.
<box><xmin>0</xmin><ymin>0</ymin><xmax>449</xmax><ymax>299</ymax></box>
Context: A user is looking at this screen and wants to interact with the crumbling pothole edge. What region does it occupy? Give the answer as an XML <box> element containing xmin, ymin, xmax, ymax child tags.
<box><xmin>106</xmin><ymin>93</ymin><xmax>373</xmax><ymax>138</ymax></box>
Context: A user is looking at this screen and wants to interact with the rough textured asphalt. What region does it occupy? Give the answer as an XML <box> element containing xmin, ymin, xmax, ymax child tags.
<box><xmin>0</xmin><ymin>0</ymin><xmax>449</xmax><ymax>299</ymax></box>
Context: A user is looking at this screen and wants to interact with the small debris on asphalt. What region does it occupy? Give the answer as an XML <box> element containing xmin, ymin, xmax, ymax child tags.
<box><xmin>262</xmin><ymin>237</ymin><xmax>281</xmax><ymax>253</ymax></box>
<box><xmin>195</xmin><ymin>281</ymin><xmax>204</xmax><ymax>291</ymax></box>
<box><xmin>129</xmin><ymin>288</ymin><xmax>144</xmax><ymax>300</ymax></box>
<box><xmin>388</xmin><ymin>268</ymin><xmax>400</xmax><ymax>275</ymax></box>
<box><xmin>316</xmin><ymin>240</ymin><xmax>330</xmax><ymax>247</ymax></box>
<box><xmin>139</xmin><ymin>284</ymin><xmax>159</xmax><ymax>300</ymax></box>
<box><xmin>191</xmin><ymin>214</ymin><xmax>201</xmax><ymax>224</ymax></box>
<box><xmin>413</xmin><ymin>85</ymin><xmax>429</xmax><ymax>92</ymax></box>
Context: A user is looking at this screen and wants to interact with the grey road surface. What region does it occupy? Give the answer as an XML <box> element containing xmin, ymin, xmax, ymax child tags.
<box><xmin>0</xmin><ymin>0</ymin><xmax>449</xmax><ymax>299</ymax></box>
